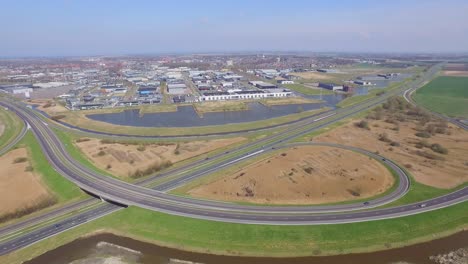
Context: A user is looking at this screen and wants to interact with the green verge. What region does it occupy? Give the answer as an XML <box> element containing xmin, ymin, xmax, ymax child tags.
<box><xmin>413</xmin><ymin>76</ymin><xmax>468</xmax><ymax>118</ymax></box>
<box><xmin>0</xmin><ymin>107</ymin><xmax>24</xmax><ymax>150</ymax></box>
<box><xmin>2</xmin><ymin>202</ymin><xmax>467</xmax><ymax>263</ymax></box>
<box><xmin>20</xmin><ymin>131</ymin><xmax>83</xmax><ymax>202</ymax></box>
<box><xmin>283</xmin><ymin>84</ymin><xmax>335</xmax><ymax>95</ymax></box>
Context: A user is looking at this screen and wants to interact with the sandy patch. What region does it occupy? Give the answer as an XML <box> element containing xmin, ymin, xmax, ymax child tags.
<box><xmin>290</xmin><ymin>72</ymin><xmax>334</xmax><ymax>80</ymax></box>
<box><xmin>188</xmin><ymin>146</ymin><xmax>394</xmax><ymax>205</ymax></box>
<box><xmin>0</xmin><ymin>148</ymin><xmax>52</xmax><ymax>216</ymax></box>
<box><xmin>315</xmin><ymin>116</ymin><xmax>468</xmax><ymax>189</ymax></box>
<box><xmin>76</xmin><ymin>137</ymin><xmax>245</xmax><ymax>178</ymax></box>
<box><xmin>28</xmin><ymin>99</ymin><xmax>69</xmax><ymax>116</ymax></box>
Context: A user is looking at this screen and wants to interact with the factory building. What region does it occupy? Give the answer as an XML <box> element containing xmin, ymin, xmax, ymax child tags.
<box><xmin>200</xmin><ymin>89</ymin><xmax>292</xmax><ymax>101</ymax></box>
<box><xmin>318</xmin><ymin>83</ymin><xmax>343</xmax><ymax>91</ymax></box>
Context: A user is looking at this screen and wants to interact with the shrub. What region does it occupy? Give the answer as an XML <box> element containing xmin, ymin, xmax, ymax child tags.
<box><xmin>76</xmin><ymin>138</ymin><xmax>91</xmax><ymax>143</ymax></box>
<box><xmin>378</xmin><ymin>133</ymin><xmax>391</xmax><ymax>143</ymax></box>
<box><xmin>51</xmin><ymin>115</ymin><xmax>66</xmax><ymax>121</ymax></box>
<box><xmin>303</xmin><ymin>167</ymin><xmax>314</xmax><ymax>174</ymax></box>
<box><xmin>97</xmin><ymin>150</ymin><xmax>106</xmax><ymax>156</ymax></box>
<box><xmin>404</xmin><ymin>164</ymin><xmax>413</xmax><ymax>169</ymax></box>
<box><xmin>106</xmin><ymin>164</ymin><xmax>112</xmax><ymax>169</ymax></box>
<box><xmin>415</xmin><ymin>140</ymin><xmax>430</xmax><ymax>149</ymax></box>
<box><xmin>137</xmin><ymin>145</ymin><xmax>146</xmax><ymax>152</ymax></box>
<box><xmin>130</xmin><ymin>160</ymin><xmax>173</xmax><ymax>179</ymax></box>
<box><xmin>415</xmin><ymin>131</ymin><xmax>431</xmax><ymax>138</ymax></box>
<box><xmin>13</xmin><ymin>157</ymin><xmax>28</xmax><ymax>163</ymax></box>
<box><xmin>430</xmin><ymin>143</ymin><xmax>448</xmax><ymax>154</ymax></box>
<box><xmin>355</xmin><ymin>120</ymin><xmax>369</xmax><ymax>129</ymax></box>
<box><xmin>0</xmin><ymin>196</ymin><xmax>58</xmax><ymax>224</ymax></box>
<box><xmin>414</xmin><ymin>150</ymin><xmax>445</xmax><ymax>161</ymax></box>
<box><xmin>25</xmin><ymin>166</ymin><xmax>34</xmax><ymax>172</ymax></box>
<box><xmin>390</xmin><ymin>141</ymin><xmax>400</xmax><ymax>147</ymax></box>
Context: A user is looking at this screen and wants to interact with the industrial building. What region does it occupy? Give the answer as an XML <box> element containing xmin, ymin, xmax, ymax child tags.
<box><xmin>318</xmin><ymin>83</ymin><xmax>343</xmax><ymax>91</ymax></box>
<box><xmin>200</xmin><ymin>89</ymin><xmax>292</xmax><ymax>101</ymax></box>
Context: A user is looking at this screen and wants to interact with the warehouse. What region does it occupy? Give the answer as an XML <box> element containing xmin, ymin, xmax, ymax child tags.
<box><xmin>200</xmin><ymin>89</ymin><xmax>292</xmax><ymax>101</ymax></box>
<box><xmin>318</xmin><ymin>83</ymin><xmax>343</xmax><ymax>91</ymax></box>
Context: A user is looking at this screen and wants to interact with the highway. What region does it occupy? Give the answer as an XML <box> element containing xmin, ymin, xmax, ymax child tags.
<box><xmin>0</xmin><ymin>62</ymin><xmax>467</xmax><ymax>256</ymax></box>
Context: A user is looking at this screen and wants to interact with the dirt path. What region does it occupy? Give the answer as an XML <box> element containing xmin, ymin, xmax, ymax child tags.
<box><xmin>0</xmin><ymin>148</ymin><xmax>52</xmax><ymax>216</ymax></box>
<box><xmin>188</xmin><ymin>146</ymin><xmax>394</xmax><ymax>205</ymax></box>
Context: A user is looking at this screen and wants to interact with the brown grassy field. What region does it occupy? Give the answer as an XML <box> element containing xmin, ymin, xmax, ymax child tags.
<box><xmin>188</xmin><ymin>145</ymin><xmax>394</xmax><ymax>205</ymax></box>
<box><xmin>442</xmin><ymin>63</ymin><xmax>468</xmax><ymax>76</ymax></box>
<box><xmin>75</xmin><ymin>137</ymin><xmax>245</xmax><ymax>179</ymax></box>
<box><xmin>314</xmin><ymin>98</ymin><xmax>468</xmax><ymax>189</ymax></box>
<box><xmin>0</xmin><ymin>148</ymin><xmax>53</xmax><ymax>219</ymax></box>
<box><xmin>290</xmin><ymin>72</ymin><xmax>339</xmax><ymax>80</ymax></box>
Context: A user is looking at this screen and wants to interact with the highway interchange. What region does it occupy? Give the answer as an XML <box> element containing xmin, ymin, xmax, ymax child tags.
<box><xmin>0</xmin><ymin>62</ymin><xmax>467</xmax><ymax>256</ymax></box>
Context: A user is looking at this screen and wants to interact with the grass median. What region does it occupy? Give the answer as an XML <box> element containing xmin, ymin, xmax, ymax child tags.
<box><xmin>0</xmin><ymin>107</ymin><xmax>24</xmax><ymax>151</ymax></box>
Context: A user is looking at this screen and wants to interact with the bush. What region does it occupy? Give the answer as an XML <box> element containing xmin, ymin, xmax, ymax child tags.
<box><xmin>50</xmin><ymin>114</ymin><xmax>66</xmax><ymax>121</ymax></box>
<box><xmin>414</xmin><ymin>150</ymin><xmax>445</xmax><ymax>161</ymax></box>
<box><xmin>415</xmin><ymin>140</ymin><xmax>430</xmax><ymax>149</ymax></box>
<box><xmin>97</xmin><ymin>150</ymin><xmax>106</xmax><ymax>156</ymax></box>
<box><xmin>129</xmin><ymin>160</ymin><xmax>173</xmax><ymax>179</ymax></box>
<box><xmin>378</xmin><ymin>133</ymin><xmax>391</xmax><ymax>143</ymax></box>
<box><xmin>355</xmin><ymin>120</ymin><xmax>370</xmax><ymax>129</ymax></box>
<box><xmin>106</xmin><ymin>164</ymin><xmax>112</xmax><ymax>169</ymax></box>
<box><xmin>13</xmin><ymin>157</ymin><xmax>28</xmax><ymax>163</ymax></box>
<box><xmin>0</xmin><ymin>196</ymin><xmax>58</xmax><ymax>224</ymax></box>
<box><xmin>76</xmin><ymin>138</ymin><xmax>91</xmax><ymax>143</ymax></box>
<box><xmin>390</xmin><ymin>141</ymin><xmax>400</xmax><ymax>147</ymax></box>
<box><xmin>25</xmin><ymin>166</ymin><xmax>34</xmax><ymax>172</ymax></box>
<box><xmin>415</xmin><ymin>131</ymin><xmax>431</xmax><ymax>138</ymax></box>
<box><xmin>430</xmin><ymin>143</ymin><xmax>448</xmax><ymax>154</ymax></box>
<box><xmin>137</xmin><ymin>145</ymin><xmax>146</xmax><ymax>152</ymax></box>
<box><xmin>404</xmin><ymin>164</ymin><xmax>413</xmax><ymax>169</ymax></box>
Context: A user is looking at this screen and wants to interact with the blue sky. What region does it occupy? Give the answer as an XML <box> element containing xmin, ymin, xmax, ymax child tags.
<box><xmin>1</xmin><ymin>0</ymin><xmax>468</xmax><ymax>56</ymax></box>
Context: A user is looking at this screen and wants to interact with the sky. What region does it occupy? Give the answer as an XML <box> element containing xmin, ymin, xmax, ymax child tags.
<box><xmin>1</xmin><ymin>0</ymin><xmax>468</xmax><ymax>56</ymax></box>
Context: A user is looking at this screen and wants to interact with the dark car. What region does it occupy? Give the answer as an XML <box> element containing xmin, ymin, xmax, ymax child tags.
<box><xmin>363</xmin><ymin>201</ymin><xmax>370</xmax><ymax>206</ymax></box>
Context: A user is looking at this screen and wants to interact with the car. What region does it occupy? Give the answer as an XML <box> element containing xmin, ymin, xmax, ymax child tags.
<box><xmin>363</xmin><ymin>201</ymin><xmax>370</xmax><ymax>206</ymax></box>
<box><xmin>419</xmin><ymin>203</ymin><xmax>427</xmax><ymax>208</ymax></box>
<box><xmin>54</xmin><ymin>223</ymin><xmax>61</xmax><ymax>228</ymax></box>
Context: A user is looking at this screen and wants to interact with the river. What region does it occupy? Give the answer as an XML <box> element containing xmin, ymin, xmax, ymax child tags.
<box><xmin>25</xmin><ymin>231</ymin><xmax>468</xmax><ymax>264</ymax></box>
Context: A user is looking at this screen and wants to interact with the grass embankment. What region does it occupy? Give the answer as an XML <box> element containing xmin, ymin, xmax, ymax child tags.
<box><xmin>3</xmin><ymin>201</ymin><xmax>467</xmax><ymax>264</ymax></box>
<box><xmin>283</xmin><ymin>84</ymin><xmax>335</xmax><ymax>95</ymax></box>
<box><xmin>21</xmin><ymin>132</ymin><xmax>83</xmax><ymax>202</ymax></box>
<box><xmin>57</xmin><ymin>107</ymin><xmax>330</xmax><ymax>136</ymax></box>
<box><xmin>413</xmin><ymin>76</ymin><xmax>468</xmax><ymax>118</ymax></box>
<box><xmin>0</xmin><ymin>108</ymin><xmax>24</xmax><ymax>150</ymax></box>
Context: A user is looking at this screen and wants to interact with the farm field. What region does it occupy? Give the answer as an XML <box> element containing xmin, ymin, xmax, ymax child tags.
<box><xmin>413</xmin><ymin>76</ymin><xmax>468</xmax><ymax>118</ymax></box>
